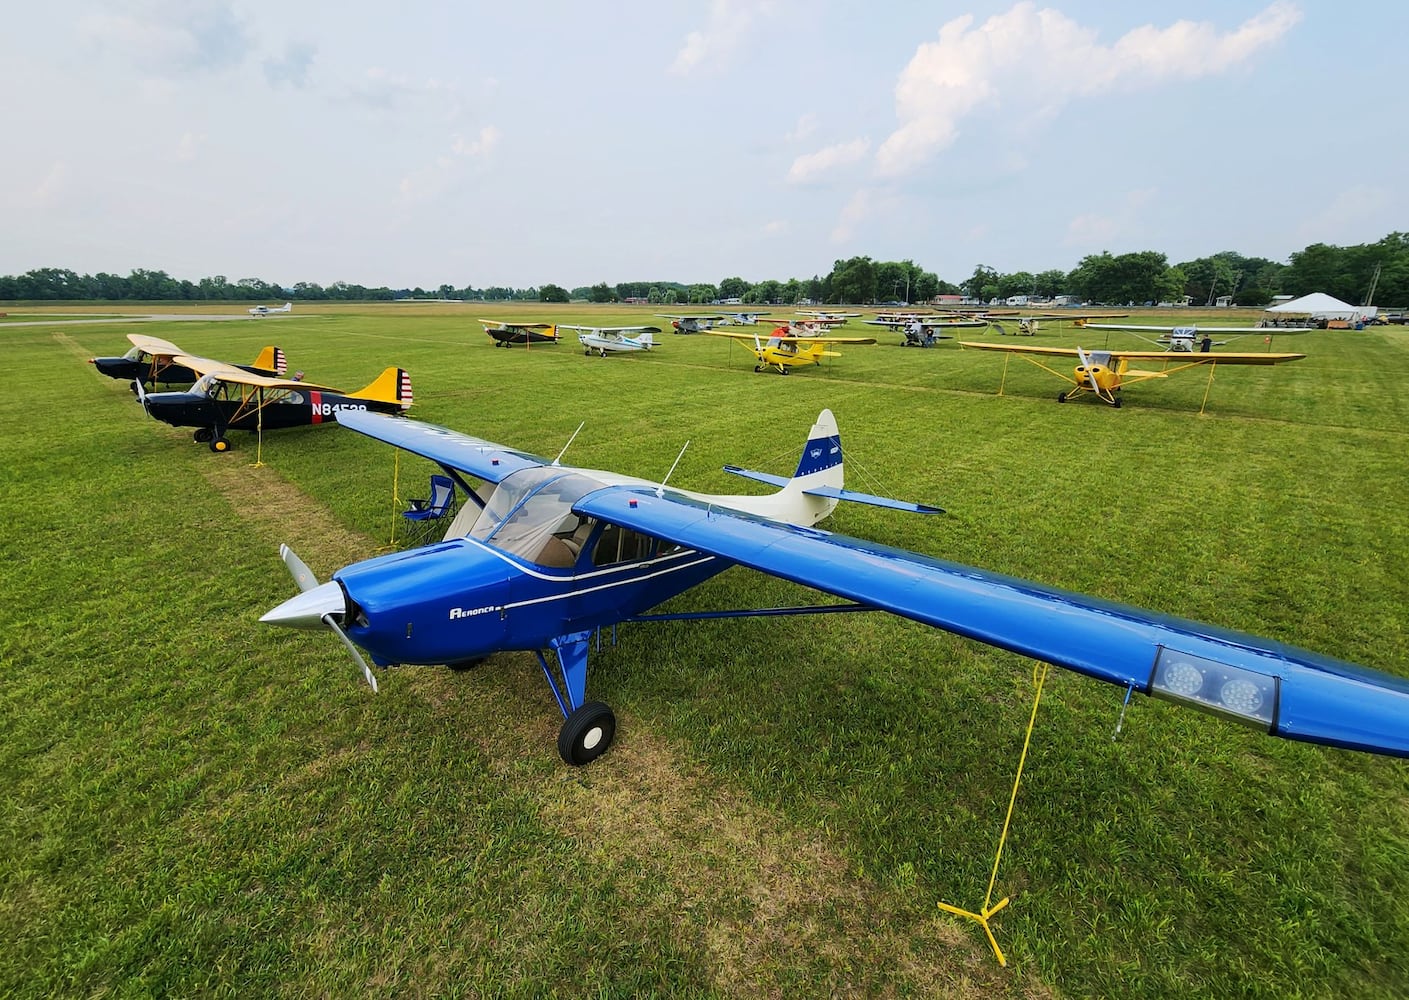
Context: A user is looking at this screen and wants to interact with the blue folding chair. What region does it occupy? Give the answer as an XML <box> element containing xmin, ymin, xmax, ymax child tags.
<box><xmin>402</xmin><ymin>474</ymin><xmax>456</xmax><ymax>545</ymax></box>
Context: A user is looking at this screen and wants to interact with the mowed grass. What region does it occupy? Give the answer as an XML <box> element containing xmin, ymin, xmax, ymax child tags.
<box><xmin>3</xmin><ymin>303</ymin><xmax>1408</xmax><ymax>998</ymax></box>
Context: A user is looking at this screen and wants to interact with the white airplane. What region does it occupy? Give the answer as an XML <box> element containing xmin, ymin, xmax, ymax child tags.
<box><xmin>249</xmin><ymin>302</ymin><xmax>292</xmax><ymax>318</ymax></box>
<box><xmin>1079</xmin><ymin>322</ymin><xmax>1312</xmax><ymax>353</ymax></box>
<box><xmin>798</xmin><ymin>310</ymin><xmax>861</xmax><ymax>324</ymax></box>
<box><xmin>562</xmin><ymin>325</ymin><xmax>661</xmax><ymax>356</ymax></box>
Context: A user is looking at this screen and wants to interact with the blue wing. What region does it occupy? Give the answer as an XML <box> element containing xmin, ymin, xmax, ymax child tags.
<box><xmin>573</xmin><ymin>485</ymin><xmax>1409</xmax><ymax>759</ymax></box>
<box><xmin>337</xmin><ymin>411</ymin><xmax>547</xmax><ymax>484</ymax></box>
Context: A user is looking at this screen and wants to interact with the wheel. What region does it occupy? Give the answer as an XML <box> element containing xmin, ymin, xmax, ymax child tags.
<box><xmin>210</xmin><ymin>436</ymin><xmax>231</xmax><ymax>453</ymax></box>
<box><xmin>193</xmin><ymin>427</ymin><xmax>214</xmax><ymax>443</ymax></box>
<box><xmin>1056</xmin><ymin>392</ymin><xmax>1067</xmax><ymax>403</ymax></box>
<box><xmin>1112</xmin><ymin>396</ymin><xmax>1122</xmax><ymax>408</ymax></box>
<box><xmin>754</xmin><ymin>365</ymin><xmax>762</xmax><ymax>372</ymax></box>
<box><xmin>598</xmin><ymin>349</ymin><xmax>607</xmax><ymax>357</ymax></box>
<box><xmin>557</xmin><ymin>701</ymin><xmax>616</xmax><ymax>766</ymax></box>
<box><xmin>584</xmin><ymin>348</ymin><xmax>592</xmax><ymax>356</ymax></box>
<box><xmin>779</xmin><ymin>366</ymin><xmax>790</xmax><ymax>375</ymax></box>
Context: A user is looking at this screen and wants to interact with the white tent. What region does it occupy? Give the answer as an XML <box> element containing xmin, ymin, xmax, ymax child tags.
<box><xmin>1264</xmin><ymin>292</ymin><xmax>1362</xmax><ymax>320</ymax></box>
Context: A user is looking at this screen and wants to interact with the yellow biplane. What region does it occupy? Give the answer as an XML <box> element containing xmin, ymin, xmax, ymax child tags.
<box><xmin>708</xmin><ymin>325</ymin><xmax>876</xmax><ymax>374</ymax></box>
<box><xmin>959</xmin><ymin>341</ymin><xmax>1306</xmax><ymax>410</ymax></box>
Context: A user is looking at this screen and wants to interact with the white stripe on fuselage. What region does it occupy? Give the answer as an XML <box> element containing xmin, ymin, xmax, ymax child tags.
<box><xmin>461</xmin><ymin>536</ymin><xmax>718</xmax><ymax>615</ymax></box>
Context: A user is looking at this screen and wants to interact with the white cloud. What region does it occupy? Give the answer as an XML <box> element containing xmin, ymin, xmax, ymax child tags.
<box><xmin>79</xmin><ymin>0</ymin><xmax>253</xmax><ymax>76</ymax></box>
<box><xmin>1063</xmin><ymin>187</ymin><xmax>1157</xmax><ymax>248</ymax></box>
<box><xmin>398</xmin><ymin>128</ymin><xmax>501</xmax><ymax>204</ymax></box>
<box><xmin>263</xmin><ymin>40</ymin><xmax>316</xmax><ymax>89</ymax></box>
<box><xmin>1296</xmin><ymin>185</ymin><xmax>1392</xmax><ymax>244</ymax></box>
<box><xmin>670</xmin><ymin>0</ymin><xmax>775</xmax><ymax>75</ymax></box>
<box><xmin>33</xmin><ymin>161</ymin><xmax>68</xmax><ymax>206</ymax></box>
<box><xmin>175</xmin><ymin>132</ymin><xmax>205</xmax><ymax>162</ymax></box>
<box><xmin>876</xmin><ymin>2</ymin><xmax>1302</xmax><ymax>177</ymax></box>
<box><xmin>786</xmin><ymin>113</ymin><xmax>818</xmax><ymax>143</ymax></box>
<box><xmin>453</xmin><ymin>126</ymin><xmax>501</xmax><ymax>158</ymax></box>
<box><xmin>830</xmin><ymin>188</ymin><xmax>875</xmax><ymax>244</ymax></box>
<box><xmin>787</xmin><ymin>139</ymin><xmax>870</xmax><ymax>185</ymax></box>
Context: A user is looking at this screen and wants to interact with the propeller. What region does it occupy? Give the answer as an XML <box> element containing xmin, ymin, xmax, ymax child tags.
<box><xmin>262</xmin><ymin>544</ymin><xmax>379</xmax><ymax>692</ymax></box>
<box><xmin>133</xmin><ymin>379</ymin><xmax>148</xmax><ymax>409</ymax></box>
<box><xmin>1076</xmin><ymin>346</ymin><xmax>1103</xmax><ymax>398</ymax></box>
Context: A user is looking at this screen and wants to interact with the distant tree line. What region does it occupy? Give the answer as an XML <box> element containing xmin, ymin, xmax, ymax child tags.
<box><xmin>4</xmin><ymin>233</ymin><xmax>1404</xmax><ymax>307</ymax></box>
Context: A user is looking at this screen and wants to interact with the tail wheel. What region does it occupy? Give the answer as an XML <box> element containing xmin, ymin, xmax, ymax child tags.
<box><xmin>557</xmin><ymin>701</ymin><xmax>616</xmax><ymax>766</ymax></box>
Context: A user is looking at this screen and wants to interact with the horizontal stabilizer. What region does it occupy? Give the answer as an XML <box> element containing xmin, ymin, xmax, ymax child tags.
<box><xmin>723</xmin><ymin>465</ymin><xmax>942</xmax><ymax>513</ymax></box>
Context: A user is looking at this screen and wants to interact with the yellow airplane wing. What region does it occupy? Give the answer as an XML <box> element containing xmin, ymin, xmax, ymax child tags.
<box><xmin>959</xmin><ymin>342</ymin><xmax>1305</xmax><ymax>365</ymax></box>
<box><xmin>127</xmin><ymin>333</ymin><xmax>186</xmax><ymax>356</ymax></box>
<box><xmin>791</xmin><ymin>335</ymin><xmax>877</xmax><ymax>345</ymax></box>
<box><xmin>172</xmin><ymin>355</ymin><xmax>343</xmax><ymax>391</ymax></box>
<box><xmin>959</xmin><ymin>342</ymin><xmax>1083</xmax><ymax>357</ymax></box>
<box><xmin>479</xmin><ymin>319</ymin><xmax>553</xmax><ymax>330</ymax></box>
<box><xmin>704</xmin><ymin>330</ymin><xmax>765</xmax><ymax>341</ymax></box>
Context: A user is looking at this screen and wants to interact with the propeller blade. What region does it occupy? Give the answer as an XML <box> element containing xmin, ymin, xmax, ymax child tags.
<box><xmin>279</xmin><ymin>543</ymin><xmax>321</xmax><ymax>593</ymax></box>
<box><xmin>134</xmin><ymin>379</ymin><xmax>148</xmax><ymax>408</ymax></box>
<box><xmin>264</xmin><ymin>544</ymin><xmax>379</xmax><ymax>693</ymax></box>
<box><xmin>1077</xmin><ymin>346</ymin><xmax>1102</xmax><ymax>395</ymax></box>
<box><xmin>323</xmin><ymin>613</ymin><xmax>379</xmax><ymax>693</ymax></box>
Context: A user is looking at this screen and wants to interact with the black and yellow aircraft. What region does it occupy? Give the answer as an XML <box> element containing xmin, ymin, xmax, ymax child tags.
<box><xmin>90</xmin><ymin>333</ymin><xmax>286</xmax><ymax>388</ymax></box>
<box><xmin>139</xmin><ymin>356</ymin><xmax>412</xmax><ymax>452</ymax></box>
<box><xmin>479</xmin><ymin>319</ymin><xmax>560</xmax><ymax>347</ymax></box>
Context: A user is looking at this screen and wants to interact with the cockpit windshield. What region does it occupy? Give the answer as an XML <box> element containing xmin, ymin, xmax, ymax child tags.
<box><xmin>190</xmin><ymin>374</ymin><xmax>220</xmax><ymax>397</ymax></box>
<box><xmin>468</xmin><ymin>468</ymin><xmax>605</xmax><ymax>565</ymax></box>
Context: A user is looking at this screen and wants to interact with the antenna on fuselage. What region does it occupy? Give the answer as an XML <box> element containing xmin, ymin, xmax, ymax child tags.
<box><xmin>553</xmin><ymin>421</ymin><xmax>586</xmax><ymax>466</ymax></box>
<box><xmin>656</xmin><ymin>440</ymin><xmax>690</xmax><ymax>498</ymax></box>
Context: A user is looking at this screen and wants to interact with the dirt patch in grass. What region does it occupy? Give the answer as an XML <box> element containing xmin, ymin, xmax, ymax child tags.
<box><xmin>198</xmin><ymin>461</ymin><xmax>375</xmax><ymax>575</ymax></box>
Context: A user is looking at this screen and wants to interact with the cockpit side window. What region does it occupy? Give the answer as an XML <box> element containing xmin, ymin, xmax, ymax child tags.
<box><xmin>592</xmin><ymin>525</ymin><xmax>656</xmax><ymax>566</ymax></box>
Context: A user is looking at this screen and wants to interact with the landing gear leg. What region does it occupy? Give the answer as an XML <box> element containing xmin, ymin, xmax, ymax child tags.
<box><xmin>536</xmin><ymin>631</ymin><xmax>616</xmax><ymax>765</ymax></box>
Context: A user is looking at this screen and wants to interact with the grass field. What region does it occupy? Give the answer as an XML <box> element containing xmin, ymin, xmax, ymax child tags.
<box><xmin>3</xmin><ymin>302</ymin><xmax>1407</xmax><ymax>997</ymax></box>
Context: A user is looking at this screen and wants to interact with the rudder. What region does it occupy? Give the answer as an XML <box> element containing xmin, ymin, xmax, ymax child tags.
<box><xmin>353</xmin><ymin>367</ymin><xmax>413</xmax><ymax>410</ymax></box>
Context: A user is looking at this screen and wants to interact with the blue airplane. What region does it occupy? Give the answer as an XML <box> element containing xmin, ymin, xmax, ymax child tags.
<box><xmin>262</xmin><ymin>408</ymin><xmax>1409</xmax><ymax>767</ymax></box>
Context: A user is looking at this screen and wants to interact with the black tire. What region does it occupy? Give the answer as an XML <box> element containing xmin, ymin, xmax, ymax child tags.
<box><xmin>210</xmin><ymin>436</ymin><xmax>231</xmax><ymax>453</ymax></box>
<box><xmin>1112</xmin><ymin>396</ymin><xmax>1122</xmax><ymax>408</ymax></box>
<box><xmin>1057</xmin><ymin>392</ymin><xmax>1067</xmax><ymax>403</ymax></box>
<box><xmin>194</xmin><ymin>427</ymin><xmax>214</xmax><ymax>443</ymax></box>
<box><xmin>557</xmin><ymin>701</ymin><xmax>616</xmax><ymax>766</ymax></box>
<box><xmin>754</xmin><ymin>365</ymin><xmax>762</xmax><ymax>372</ymax></box>
<box><xmin>584</xmin><ymin>348</ymin><xmax>591</xmax><ymax>356</ymax></box>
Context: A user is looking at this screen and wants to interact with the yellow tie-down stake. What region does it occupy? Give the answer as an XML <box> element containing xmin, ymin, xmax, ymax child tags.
<box><xmin>936</xmin><ymin>660</ymin><xmax>1050</xmax><ymax>966</ymax></box>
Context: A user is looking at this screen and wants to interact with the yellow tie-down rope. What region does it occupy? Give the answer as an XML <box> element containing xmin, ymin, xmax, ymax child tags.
<box><xmin>936</xmin><ymin>660</ymin><xmax>1050</xmax><ymax>966</ymax></box>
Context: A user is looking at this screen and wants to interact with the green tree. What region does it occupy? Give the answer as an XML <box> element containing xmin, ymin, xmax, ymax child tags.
<box><xmin>539</xmin><ymin>283</ymin><xmax>569</xmax><ymax>303</ymax></box>
<box><xmin>962</xmin><ymin>265</ymin><xmax>999</xmax><ymax>301</ymax></box>
<box><xmin>588</xmin><ymin>282</ymin><xmax>616</xmax><ymax>303</ymax></box>
<box><xmin>718</xmin><ymin>276</ymin><xmax>751</xmax><ymax>300</ymax></box>
<box><xmin>828</xmin><ymin>256</ymin><xmax>876</xmax><ymax>303</ymax></box>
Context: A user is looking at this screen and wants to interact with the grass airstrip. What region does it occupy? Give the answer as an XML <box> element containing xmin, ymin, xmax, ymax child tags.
<box><xmin>3</xmin><ymin>302</ymin><xmax>1408</xmax><ymax>997</ymax></box>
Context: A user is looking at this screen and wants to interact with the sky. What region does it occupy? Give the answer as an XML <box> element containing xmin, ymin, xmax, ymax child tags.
<box><xmin>3</xmin><ymin>1</ymin><xmax>1403</xmax><ymax>291</ymax></box>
